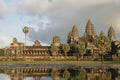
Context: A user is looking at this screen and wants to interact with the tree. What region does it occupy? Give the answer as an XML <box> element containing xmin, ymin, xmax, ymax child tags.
<box><xmin>75</xmin><ymin>69</ymin><xmax>86</xmax><ymax>80</ymax></box>
<box><xmin>74</xmin><ymin>40</ymin><xmax>86</xmax><ymax>59</ymax></box>
<box><xmin>106</xmin><ymin>71</ymin><xmax>112</xmax><ymax>80</ymax></box>
<box><xmin>51</xmin><ymin>68</ymin><xmax>59</xmax><ymax>79</ymax></box>
<box><xmin>62</xmin><ymin>44</ymin><xmax>70</xmax><ymax>56</ymax></box>
<box><xmin>63</xmin><ymin>69</ymin><xmax>70</xmax><ymax>80</ymax></box>
<box><xmin>50</xmin><ymin>44</ymin><xmax>59</xmax><ymax>56</ymax></box>
<box><xmin>101</xmin><ymin>72</ymin><xmax>111</xmax><ymax>80</ymax></box>
<box><xmin>95</xmin><ymin>33</ymin><xmax>111</xmax><ymax>63</ymax></box>
<box><xmin>0</xmin><ymin>49</ymin><xmax>4</xmax><ymax>56</ymax></box>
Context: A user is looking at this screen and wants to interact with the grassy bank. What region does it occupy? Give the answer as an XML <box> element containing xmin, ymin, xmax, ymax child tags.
<box><xmin>0</xmin><ymin>61</ymin><xmax>119</xmax><ymax>65</ymax></box>
<box><xmin>0</xmin><ymin>61</ymin><xmax>100</xmax><ymax>65</ymax></box>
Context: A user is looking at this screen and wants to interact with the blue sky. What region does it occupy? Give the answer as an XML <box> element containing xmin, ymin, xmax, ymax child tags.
<box><xmin>0</xmin><ymin>0</ymin><xmax>120</xmax><ymax>48</ymax></box>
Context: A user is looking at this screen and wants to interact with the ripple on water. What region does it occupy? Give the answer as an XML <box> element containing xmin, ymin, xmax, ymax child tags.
<box><xmin>24</xmin><ymin>77</ymin><xmax>34</xmax><ymax>80</ymax></box>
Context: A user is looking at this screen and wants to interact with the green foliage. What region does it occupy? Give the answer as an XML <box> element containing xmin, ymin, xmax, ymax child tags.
<box><xmin>74</xmin><ymin>40</ymin><xmax>86</xmax><ymax>56</ymax></box>
<box><xmin>0</xmin><ymin>69</ymin><xmax>4</xmax><ymax>73</ymax></box>
<box><xmin>75</xmin><ymin>69</ymin><xmax>86</xmax><ymax>80</ymax></box>
<box><xmin>95</xmin><ymin>35</ymin><xmax>111</xmax><ymax>54</ymax></box>
<box><xmin>62</xmin><ymin>44</ymin><xmax>70</xmax><ymax>56</ymax></box>
<box><xmin>50</xmin><ymin>45</ymin><xmax>59</xmax><ymax>56</ymax></box>
<box><xmin>51</xmin><ymin>68</ymin><xmax>59</xmax><ymax>79</ymax></box>
<box><xmin>63</xmin><ymin>69</ymin><xmax>70</xmax><ymax>80</ymax></box>
<box><xmin>106</xmin><ymin>71</ymin><xmax>112</xmax><ymax>80</ymax></box>
<box><xmin>0</xmin><ymin>49</ymin><xmax>4</xmax><ymax>56</ymax></box>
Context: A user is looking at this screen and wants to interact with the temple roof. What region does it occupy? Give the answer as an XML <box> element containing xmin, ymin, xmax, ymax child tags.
<box><xmin>100</xmin><ymin>31</ymin><xmax>105</xmax><ymax>36</ymax></box>
<box><xmin>86</xmin><ymin>19</ymin><xmax>93</xmax><ymax>29</ymax></box>
<box><xmin>71</xmin><ymin>25</ymin><xmax>79</xmax><ymax>37</ymax></box>
<box><xmin>108</xmin><ymin>26</ymin><xmax>116</xmax><ymax>41</ymax></box>
<box><xmin>108</xmin><ymin>26</ymin><xmax>115</xmax><ymax>36</ymax></box>
<box><xmin>85</xmin><ymin>19</ymin><xmax>96</xmax><ymax>36</ymax></box>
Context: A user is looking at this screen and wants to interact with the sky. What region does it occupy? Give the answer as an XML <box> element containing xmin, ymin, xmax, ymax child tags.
<box><xmin>0</xmin><ymin>0</ymin><xmax>120</xmax><ymax>48</ymax></box>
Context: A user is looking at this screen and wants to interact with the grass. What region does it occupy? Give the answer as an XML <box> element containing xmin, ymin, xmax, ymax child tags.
<box><xmin>0</xmin><ymin>60</ymin><xmax>119</xmax><ymax>65</ymax></box>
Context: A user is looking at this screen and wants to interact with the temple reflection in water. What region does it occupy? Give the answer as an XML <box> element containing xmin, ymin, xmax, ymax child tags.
<box><xmin>0</xmin><ymin>66</ymin><xmax>120</xmax><ymax>80</ymax></box>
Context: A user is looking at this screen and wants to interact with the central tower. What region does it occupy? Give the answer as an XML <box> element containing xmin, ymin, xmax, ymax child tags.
<box><xmin>67</xmin><ymin>25</ymin><xmax>79</xmax><ymax>44</ymax></box>
<box><xmin>84</xmin><ymin>19</ymin><xmax>95</xmax><ymax>37</ymax></box>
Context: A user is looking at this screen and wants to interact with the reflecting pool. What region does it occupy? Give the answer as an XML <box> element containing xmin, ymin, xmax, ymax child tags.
<box><xmin>0</xmin><ymin>64</ymin><xmax>120</xmax><ymax>80</ymax></box>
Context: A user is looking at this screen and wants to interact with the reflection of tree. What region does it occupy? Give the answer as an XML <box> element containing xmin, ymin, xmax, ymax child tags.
<box><xmin>75</xmin><ymin>69</ymin><xmax>86</xmax><ymax>80</ymax></box>
<box><xmin>101</xmin><ymin>72</ymin><xmax>111</xmax><ymax>80</ymax></box>
<box><xmin>116</xmin><ymin>76</ymin><xmax>120</xmax><ymax>80</ymax></box>
<box><xmin>106</xmin><ymin>71</ymin><xmax>112</xmax><ymax>80</ymax></box>
<box><xmin>91</xmin><ymin>71</ymin><xmax>112</xmax><ymax>80</ymax></box>
<box><xmin>50</xmin><ymin>68</ymin><xmax>59</xmax><ymax>79</ymax></box>
<box><xmin>63</xmin><ymin>69</ymin><xmax>70</xmax><ymax>80</ymax></box>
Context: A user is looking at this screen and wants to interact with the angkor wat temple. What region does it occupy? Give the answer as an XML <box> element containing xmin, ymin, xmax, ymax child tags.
<box><xmin>1</xmin><ymin>19</ymin><xmax>120</xmax><ymax>61</ymax></box>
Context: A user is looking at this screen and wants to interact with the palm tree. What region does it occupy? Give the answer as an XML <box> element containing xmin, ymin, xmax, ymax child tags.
<box><xmin>63</xmin><ymin>69</ymin><xmax>70</xmax><ymax>80</ymax></box>
<box><xmin>50</xmin><ymin>44</ymin><xmax>59</xmax><ymax>56</ymax></box>
<box><xmin>74</xmin><ymin>40</ymin><xmax>86</xmax><ymax>60</ymax></box>
<box><xmin>95</xmin><ymin>33</ymin><xmax>111</xmax><ymax>63</ymax></box>
<box><xmin>106</xmin><ymin>71</ymin><xmax>112</xmax><ymax>80</ymax></box>
<box><xmin>75</xmin><ymin>68</ymin><xmax>86</xmax><ymax>80</ymax></box>
<box><xmin>62</xmin><ymin>44</ymin><xmax>70</xmax><ymax>56</ymax></box>
<box><xmin>51</xmin><ymin>68</ymin><xmax>59</xmax><ymax>79</ymax></box>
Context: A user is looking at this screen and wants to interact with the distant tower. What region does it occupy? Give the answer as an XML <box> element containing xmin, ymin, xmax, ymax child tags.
<box><xmin>13</xmin><ymin>37</ymin><xmax>18</xmax><ymax>43</ymax></box>
<box><xmin>85</xmin><ymin>19</ymin><xmax>95</xmax><ymax>37</ymax></box>
<box><xmin>53</xmin><ymin>36</ymin><xmax>61</xmax><ymax>47</ymax></box>
<box><xmin>100</xmin><ymin>31</ymin><xmax>105</xmax><ymax>36</ymax></box>
<box><xmin>33</xmin><ymin>40</ymin><xmax>41</xmax><ymax>46</ymax></box>
<box><xmin>67</xmin><ymin>25</ymin><xmax>79</xmax><ymax>44</ymax></box>
<box><xmin>67</xmin><ymin>31</ymin><xmax>72</xmax><ymax>43</ymax></box>
<box><xmin>108</xmin><ymin>26</ymin><xmax>116</xmax><ymax>41</ymax></box>
<box><xmin>71</xmin><ymin>25</ymin><xmax>79</xmax><ymax>40</ymax></box>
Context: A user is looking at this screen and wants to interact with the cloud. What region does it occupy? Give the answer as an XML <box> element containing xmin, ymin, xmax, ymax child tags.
<box><xmin>18</xmin><ymin>0</ymin><xmax>120</xmax><ymax>44</ymax></box>
<box><xmin>18</xmin><ymin>0</ymin><xmax>51</xmax><ymax>16</ymax></box>
<box><xmin>0</xmin><ymin>0</ymin><xmax>9</xmax><ymax>19</ymax></box>
<box><xmin>0</xmin><ymin>33</ymin><xmax>11</xmax><ymax>48</ymax></box>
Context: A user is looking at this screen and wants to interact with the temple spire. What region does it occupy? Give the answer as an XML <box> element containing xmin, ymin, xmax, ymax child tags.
<box><xmin>100</xmin><ymin>31</ymin><xmax>105</xmax><ymax>36</ymax></box>
<box><xmin>83</xmin><ymin>32</ymin><xmax>87</xmax><ymax>38</ymax></box>
<box><xmin>67</xmin><ymin>25</ymin><xmax>79</xmax><ymax>44</ymax></box>
<box><xmin>108</xmin><ymin>26</ymin><xmax>116</xmax><ymax>41</ymax></box>
<box><xmin>68</xmin><ymin>31</ymin><xmax>72</xmax><ymax>39</ymax></box>
<box><xmin>85</xmin><ymin>19</ymin><xmax>95</xmax><ymax>36</ymax></box>
<box><xmin>71</xmin><ymin>25</ymin><xmax>79</xmax><ymax>37</ymax></box>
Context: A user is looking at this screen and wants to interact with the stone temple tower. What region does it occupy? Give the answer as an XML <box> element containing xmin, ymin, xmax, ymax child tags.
<box><xmin>52</xmin><ymin>36</ymin><xmax>61</xmax><ymax>47</ymax></box>
<box><xmin>67</xmin><ymin>25</ymin><xmax>79</xmax><ymax>44</ymax></box>
<box><xmin>108</xmin><ymin>26</ymin><xmax>116</xmax><ymax>41</ymax></box>
<box><xmin>100</xmin><ymin>31</ymin><xmax>105</xmax><ymax>36</ymax></box>
<box><xmin>71</xmin><ymin>25</ymin><xmax>79</xmax><ymax>40</ymax></box>
<box><xmin>84</xmin><ymin>19</ymin><xmax>95</xmax><ymax>37</ymax></box>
